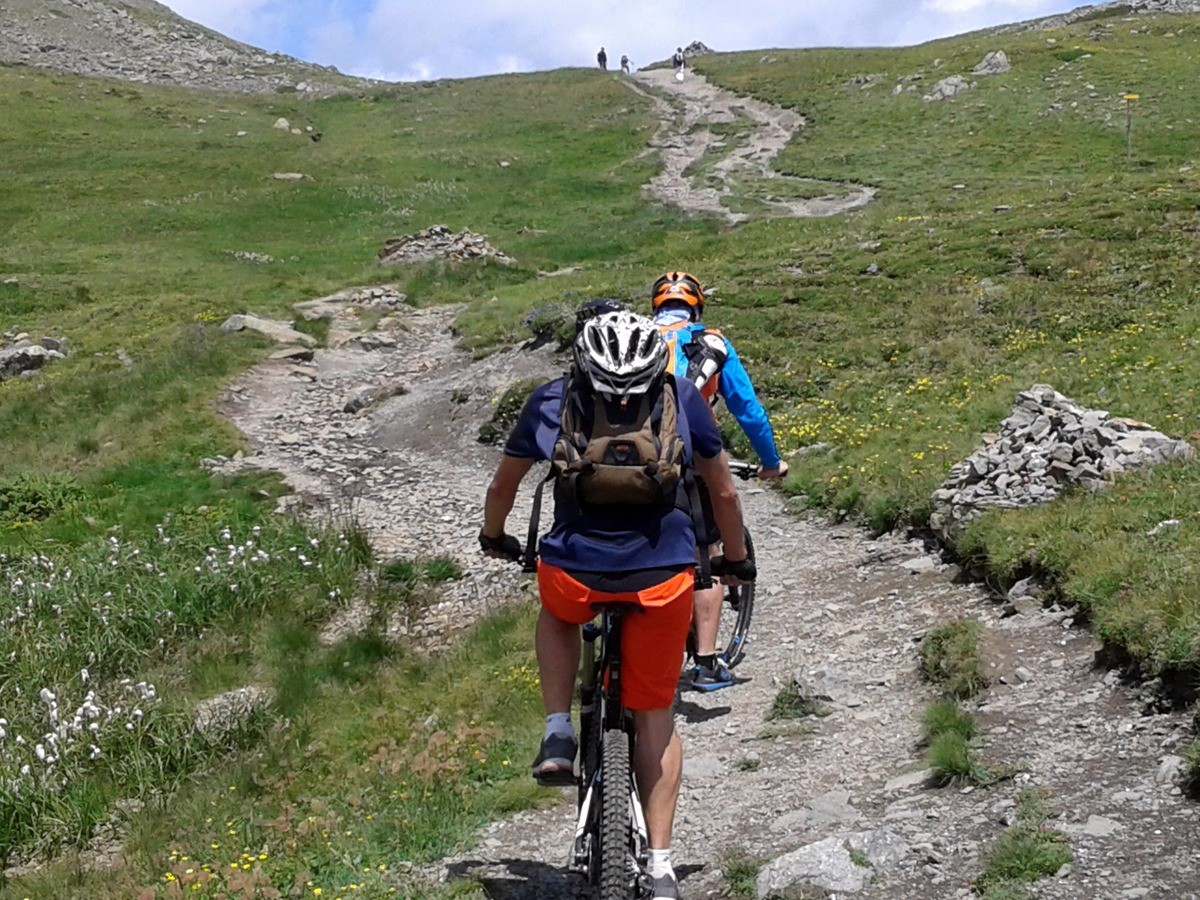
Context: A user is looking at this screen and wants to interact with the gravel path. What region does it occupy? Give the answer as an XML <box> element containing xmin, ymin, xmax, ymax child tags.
<box><xmin>625</xmin><ymin>69</ymin><xmax>876</xmax><ymax>224</ymax></box>
<box><xmin>218</xmin><ymin>304</ymin><xmax>1198</xmax><ymax>899</ymax></box>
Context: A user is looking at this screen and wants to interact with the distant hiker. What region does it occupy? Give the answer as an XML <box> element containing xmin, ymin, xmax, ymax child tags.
<box><xmin>597</xmin><ymin>46</ymin><xmax>607</xmax><ymax>70</ymax></box>
<box><xmin>620</xmin><ymin>54</ymin><xmax>631</xmax><ymax>74</ymax></box>
<box><xmin>672</xmin><ymin>47</ymin><xmax>686</xmax><ymax>73</ymax></box>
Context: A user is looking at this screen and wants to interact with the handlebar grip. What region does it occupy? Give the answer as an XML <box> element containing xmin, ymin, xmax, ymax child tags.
<box><xmin>727</xmin><ymin>461</ymin><xmax>761</xmax><ymax>481</ymax></box>
<box><xmin>710</xmin><ymin>554</ymin><xmax>757</xmax><ymax>582</ymax></box>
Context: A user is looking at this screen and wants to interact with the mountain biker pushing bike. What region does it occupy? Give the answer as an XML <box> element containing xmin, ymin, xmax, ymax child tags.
<box><xmin>651</xmin><ymin>271</ymin><xmax>789</xmax><ymax>691</ymax></box>
<box><xmin>481</xmin><ymin>304</ymin><xmax>753</xmax><ymax>899</ymax></box>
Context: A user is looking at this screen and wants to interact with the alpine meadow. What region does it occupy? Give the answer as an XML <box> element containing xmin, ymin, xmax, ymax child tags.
<box><xmin>2</xmin><ymin>3</ymin><xmax>1200</xmax><ymax>898</ymax></box>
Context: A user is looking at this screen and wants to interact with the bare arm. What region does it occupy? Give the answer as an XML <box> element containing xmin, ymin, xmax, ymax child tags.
<box><xmin>483</xmin><ymin>455</ymin><xmax>535</xmax><ymax>540</ymax></box>
<box><xmin>693</xmin><ymin>450</ymin><xmax>747</xmax><ymax>562</ymax></box>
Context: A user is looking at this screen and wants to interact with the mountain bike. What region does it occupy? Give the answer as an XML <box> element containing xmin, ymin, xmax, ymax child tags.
<box><xmin>568</xmin><ymin>604</ymin><xmax>652</xmax><ymax>899</ymax></box>
<box><xmin>686</xmin><ymin>460</ymin><xmax>759</xmax><ymax>670</ymax></box>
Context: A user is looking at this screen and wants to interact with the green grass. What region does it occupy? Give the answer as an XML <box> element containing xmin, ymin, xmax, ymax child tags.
<box><xmin>380</xmin><ymin>554</ymin><xmax>464</xmax><ymax>586</ymax></box>
<box><xmin>766</xmin><ymin>685</ymin><xmax>829</xmax><ymax>721</ymax></box>
<box><xmin>721</xmin><ymin>848</ymin><xmax>764</xmax><ymax>898</ymax></box>
<box><xmin>918</xmin><ymin>619</ymin><xmax>988</xmax><ymax>699</ymax></box>
<box><xmin>2</xmin><ymin>605</ymin><xmax>544</xmax><ymax>898</ymax></box>
<box><xmin>974</xmin><ymin>790</ymin><xmax>1072</xmax><ymax>898</ymax></box>
<box><xmin>923</xmin><ymin>699</ymin><xmax>978</xmax><ymax>743</ymax></box>
<box><xmin>0</xmin><ymin>510</ymin><xmax>371</xmax><ymax>861</ymax></box>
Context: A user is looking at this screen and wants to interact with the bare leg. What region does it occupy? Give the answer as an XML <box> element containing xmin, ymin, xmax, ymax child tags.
<box><xmin>691</xmin><ymin>543</ymin><xmax>723</xmax><ymax>657</ymax></box>
<box><xmin>536</xmin><ymin>606</ymin><xmax>579</xmax><ymax>714</ymax></box>
<box><xmin>631</xmin><ymin>708</ymin><xmax>681</xmax><ymax>849</ymax></box>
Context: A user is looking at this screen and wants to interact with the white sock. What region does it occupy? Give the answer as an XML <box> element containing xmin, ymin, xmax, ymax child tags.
<box><xmin>647</xmin><ymin>848</ymin><xmax>673</xmax><ymax>878</ymax></box>
<box><xmin>544</xmin><ymin>712</ymin><xmax>574</xmax><ymax>740</ymax></box>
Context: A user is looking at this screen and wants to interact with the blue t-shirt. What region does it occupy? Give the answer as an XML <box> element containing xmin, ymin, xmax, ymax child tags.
<box><xmin>504</xmin><ymin>375</ymin><xmax>724</xmax><ymax>574</ymax></box>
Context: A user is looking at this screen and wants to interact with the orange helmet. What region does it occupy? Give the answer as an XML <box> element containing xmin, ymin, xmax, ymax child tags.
<box><xmin>650</xmin><ymin>271</ymin><xmax>705</xmax><ymax>320</ymax></box>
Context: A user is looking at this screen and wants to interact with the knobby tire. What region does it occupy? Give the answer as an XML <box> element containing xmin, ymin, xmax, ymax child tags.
<box><xmin>579</xmin><ymin>693</ymin><xmax>602</xmax><ymax>808</ymax></box>
<box><xmin>599</xmin><ymin>727</ymin><xmax>635</xmax><ymax>899</ymax></box>
<box><xmin>720</xmin><ymin>527</ymin><xmax>756</xmax><ymax>669</ymax></box>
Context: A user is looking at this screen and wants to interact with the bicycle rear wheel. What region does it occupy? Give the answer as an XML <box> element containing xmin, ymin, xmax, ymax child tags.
<box><xmin>598</xmin><ymin>728</ymin><xmax>637</xmax><ymax>899</ymax></box>
<box><xmin>718</xmin><ymin>527</ymin><xmax>755</xmax><ymax>669</ymax></box>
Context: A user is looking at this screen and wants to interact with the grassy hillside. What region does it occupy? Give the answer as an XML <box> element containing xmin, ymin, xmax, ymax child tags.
<box><xmin>2</xmin><ymin>8</ymin><xmax>1200</xmax><ymax>895</ymax></box>
<box><xmin>688</xmin><ymin>15</ymin><xmax>1200</xmax><ymax>681</ymax></box>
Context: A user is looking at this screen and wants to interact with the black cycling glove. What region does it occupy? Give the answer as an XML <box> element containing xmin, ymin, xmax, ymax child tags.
<box><xmin>478</xmin><ymin>530</ymin><xmax>523</xmax><ymax>563</ymax></box>
<box><xmin>711</xmin><ymin>554</ymin><xmax>757</xmax><ymax>582</ymax></box>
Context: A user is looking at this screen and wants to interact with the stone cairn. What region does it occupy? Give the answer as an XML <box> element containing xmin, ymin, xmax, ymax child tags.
<box><xmin>0</xmin><ymin>330</ymin><xmax>66</xmax><ymax>382</ymax></box>
<box><xmin>377</xmin><ymin>225</ymin><xmax>514</xmax><ymax>267</ymax></box>
<box><xmin>930</xmin><ymin>384</ymin><xmax>1194</xmax><ymax>543</ymax></box>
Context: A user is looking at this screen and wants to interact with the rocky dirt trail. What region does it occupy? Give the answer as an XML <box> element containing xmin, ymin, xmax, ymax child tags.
<box><xmin>625</xmin><ymin>69</ymin><xmax>876</xmax><ymax>224</ymax></box>
<box><xmin>219</xmin><ymin>301</ymin><xmax>1198</xmax><ymax>899</ymax></box>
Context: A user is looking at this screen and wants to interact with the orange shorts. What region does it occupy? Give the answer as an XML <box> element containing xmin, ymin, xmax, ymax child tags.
<box><xmin>537</xmin><ymin>562</ymin><xmax>694</xmax><ymax>711</ymax></box>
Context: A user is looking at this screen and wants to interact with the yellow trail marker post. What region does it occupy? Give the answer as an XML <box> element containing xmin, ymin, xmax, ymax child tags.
<box><xmin>1123</xmin><ymin>93</ymin><xmax>1139</xmax><ymax>162</ymax></box>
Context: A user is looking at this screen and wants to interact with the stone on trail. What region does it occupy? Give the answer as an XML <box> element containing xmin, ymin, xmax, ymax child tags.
<box><xmin>220</xmin><ymin>313</ymin><xmax>316</xmax><ymax>346</ymax></box>
<box><xmin>756</xmin><ymin>828</ymin><xmax>908</xmax><ymax>896</ymax></box>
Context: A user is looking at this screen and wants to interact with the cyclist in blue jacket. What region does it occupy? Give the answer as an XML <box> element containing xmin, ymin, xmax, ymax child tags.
<box><xmin>651</xmin><ymin>271</ymin><xmax>788</xmax><ymax>691</ymax></box>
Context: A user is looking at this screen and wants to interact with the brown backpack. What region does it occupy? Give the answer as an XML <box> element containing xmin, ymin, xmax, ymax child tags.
<box><xmin>522</xmin><ymin>371</ymin><xmax>711</xmax><ymax>586</ymax></box>
<box><xmin>551</xmin><ymin>371</ymin><xmax>684</xmax><ymax>506</ymax></box>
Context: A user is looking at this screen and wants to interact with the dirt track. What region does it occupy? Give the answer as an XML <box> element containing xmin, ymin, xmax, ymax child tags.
<box><xmin>626</xmin><ymin>68</ymin><xmax>876</xmax><ymax>224</ymax></box>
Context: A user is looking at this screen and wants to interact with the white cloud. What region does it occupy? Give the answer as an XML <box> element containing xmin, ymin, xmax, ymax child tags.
<box><xmin>923</xmin><ymin>0</ymin><xmax>1050</xmax><ymax>11</ymax></box>
<box><xmin>158</xmin><ymin>0</ymin><xmax>1082</xmax><ymax>82</ymax></box>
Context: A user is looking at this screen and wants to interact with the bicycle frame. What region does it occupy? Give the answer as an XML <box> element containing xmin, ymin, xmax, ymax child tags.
<box><xmin>568</xmin><ymin>605</ymin><xmax>650</xmax><ymax>896</ymax></box>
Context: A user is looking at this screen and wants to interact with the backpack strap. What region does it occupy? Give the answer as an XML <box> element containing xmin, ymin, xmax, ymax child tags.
<box><xmin>523</xmin><ymin>370</ymin><xmax>575</xmax><ymax>571</ymax></box>
<box><xmin>683</xmin><ymin>466</ymin><xmax>712</xmax><ymax>590</ymax></box>
<box><xmin>522</xmin><ymin>466</ymin><xmax>552</xmax><ymax>573</ymax></box>
<box><xmin>665</xmin><ymin>376</ymin><xmax>712</xmax><ymax>589</ymax></box>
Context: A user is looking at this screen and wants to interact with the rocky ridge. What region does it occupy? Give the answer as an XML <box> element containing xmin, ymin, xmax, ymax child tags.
<box><xmin>0</xmin><ymin>0</ymin><xmax>374</xmax><ymax>95</ymax></box>
<box><xmin>377</xmin><ymin>225</ymin><xmax>516</xmax><ymax>268</ymax></box>
<box><xmin>1001</xmin><ymin>0</ymin><xmax>1200</xmax><ymax>31</ymax></box>
<box><xmin>930</xmin><ymin>385</ymin><xmax>1194</xmax><ymax>543</ymax></box>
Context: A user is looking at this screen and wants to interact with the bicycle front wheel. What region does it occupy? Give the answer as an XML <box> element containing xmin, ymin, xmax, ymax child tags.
<box><xmin>718</xmin><ymin>527</ymin><xmax>755</xmax><ymax>669</ymax></box>
<box><xmin>599</xmin><ymin>728</ymin><xmax>637</xmax><ymax>899</ymax></box>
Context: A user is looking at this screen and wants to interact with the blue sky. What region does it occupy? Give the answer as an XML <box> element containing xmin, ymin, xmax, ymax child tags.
<box><xmin>160</xmin><ymin>0</ymin><xmax>1086</xmax><ymax>83</ymax></box>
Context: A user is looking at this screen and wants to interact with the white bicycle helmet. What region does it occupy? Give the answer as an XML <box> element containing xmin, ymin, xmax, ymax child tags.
<box><xmin>574</xmin><ymin>310</ymin><xmax>667</xmax><ymax>397</ymax></box>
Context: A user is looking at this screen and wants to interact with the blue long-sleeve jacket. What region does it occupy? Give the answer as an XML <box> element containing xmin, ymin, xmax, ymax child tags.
<box><xmin>655</xmin><ymin>315</ymin><xmax>783</xmax><ymax>470</ymax></box>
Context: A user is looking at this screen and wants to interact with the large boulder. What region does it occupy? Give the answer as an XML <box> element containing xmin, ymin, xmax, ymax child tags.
<box><xmin>923</xmin><ymin>75</ymin><xmax>972</xmax><ymax>102</ymax></box>
<box><xmin>756</xmin><ymin>828</ymin><xmax>908</xmax><ymax>897</ymax></box>
<box><xmin>0</xmin><ymin>338</ymin><xmax>66</xmax><ymax>381</ymax></box>
<box><xmin>972</xmin><ymin>50</ymin><xmax>1011</xmax><ymax>75</ymax></box>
